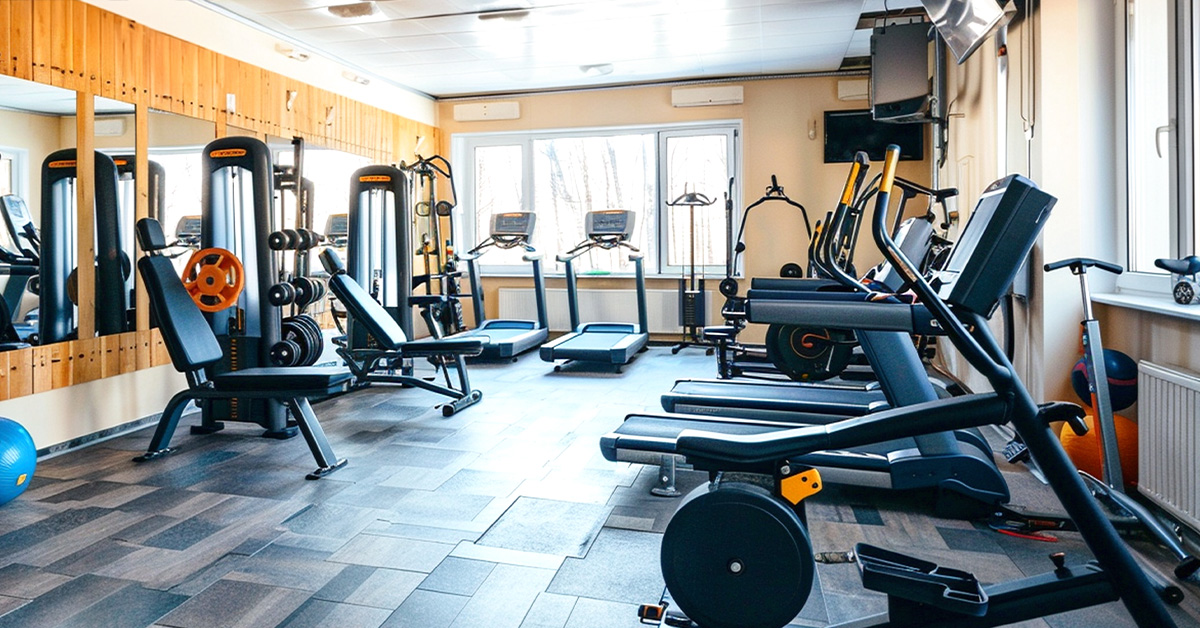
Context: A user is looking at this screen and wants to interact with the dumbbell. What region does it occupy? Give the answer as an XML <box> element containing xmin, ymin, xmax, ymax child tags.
<box><xmin>268</xmin><ymin>282</ymin><xmax>296</xmax><ymax>307</ymax></box>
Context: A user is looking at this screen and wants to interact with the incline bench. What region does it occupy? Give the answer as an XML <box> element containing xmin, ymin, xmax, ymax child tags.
<box><xmin>320</xmin><ymin>248</ymin><xmax>484</xmax><ymax>416</ymax></box>
<box><xmin>133</xmin><ymin>218</ymin><xmax>351</xmax><ymax>479</ymax></box>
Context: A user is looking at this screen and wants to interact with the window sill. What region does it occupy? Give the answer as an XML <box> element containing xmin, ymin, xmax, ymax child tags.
<box><xmin>1093</xmin><ymin>290</ymin><xmax>1200</xmax><ymax>322</ymax></box>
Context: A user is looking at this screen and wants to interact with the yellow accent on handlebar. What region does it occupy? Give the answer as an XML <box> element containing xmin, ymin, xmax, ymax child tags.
<box><xmin>879</xmin><ymin>145</ymin><xmax>900</xmax><ymax>195</ymax></box>
<box><xmin>839</xmin><ymin>161</ymin><xmax>861</xmax><ymax>206</ymax></box>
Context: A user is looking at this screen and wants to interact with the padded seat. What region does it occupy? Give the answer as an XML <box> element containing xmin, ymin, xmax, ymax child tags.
<box><xmin>213</xmin><ymin>367</ymin><xmax>354</xmax><ymax>392</ymax></box>
<box><xmin>402</xmin><ymin>338</ymin><xmax>483</xmax><ymax>356</ymax></box>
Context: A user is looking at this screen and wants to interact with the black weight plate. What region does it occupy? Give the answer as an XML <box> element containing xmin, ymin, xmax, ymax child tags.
<box><xmin>268</xmin><ymin>282</ymin><xmax>295</xmax><ymax>307</ymax></box>
<box><xmin>294</xmin><ymin>314</ymin><xmax>324</xmax><ymax>366</ymax></box>
<box><xmin>662</xmin><ymin>483</ymin><xmax>814</xmax><ymax>628</ymax></box>
<box><xmin>268</xmin><ymin>231</ymin><xmax>289</xmax><ymax>251</ymax></box>
<box><xmin>291</xmin><ymin>277</ymin><xmax>315</xmax><ymax>309</ymax></box>
<box><xmin>269</xmin><ymin>340</ymin><xmax>301</xmax><ymax>367</ymax></box>
<box><xmin>281</xmin><ymin>318</ymin><xmax>316</xmax><ymax>367</ymax></box>
<box><xmin>779</xmin><ymin>262</ymin><xmax>803</xmax><ymax>278</ymax></box>
<box><xmin>282</xmin><ymin>229</ymin><xmax>301</xmax><ymax>251</ymax></box>
<box><xmin>719</xmin><ymin>277</ymin><xmax>739</xmax><ymax>298</ymax></box>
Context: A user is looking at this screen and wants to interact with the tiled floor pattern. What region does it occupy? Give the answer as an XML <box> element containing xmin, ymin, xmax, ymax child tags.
<box><xmin>0</xmin><ymin>347</ymin><xmax>1197</xmax><ymax>627</ymax></box>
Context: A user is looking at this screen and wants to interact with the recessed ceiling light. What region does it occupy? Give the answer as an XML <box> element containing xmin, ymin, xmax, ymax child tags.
<box><xmin>328</xmin><ymin>2</ymin><xmax>377</xmax><ymax>19</ymax></box>
<box><xmin>341</xmin><ymin>70</ymin><xmax>370</xmax><ymax>85</ymax></box>
<box><xmin>274</xmin><ymin>43</ymin><xmax>310</xmax><ymax>62</ymax></box>
<box><xmin>477</xmin><ymin>8</ymin><xmax>530</xmax><ymax>21</ymax></box>
<box><xmin>580</xmin><ymin>63</ymin><xmax>614</xmax><ymax>77</ymax></box>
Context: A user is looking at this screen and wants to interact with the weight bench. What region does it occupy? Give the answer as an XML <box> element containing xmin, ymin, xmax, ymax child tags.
<box><xmin>319</xmin><ymin>249</ymin><xmax>484</xmax><ymax>416</ymax></box>
<box><xmin>133</xmin><ymin>218</ymin><xmax>351</xmax><ymax>479</ymax></box>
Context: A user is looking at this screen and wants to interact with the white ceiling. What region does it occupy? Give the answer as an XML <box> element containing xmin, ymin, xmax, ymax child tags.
<box><xmin>0</xmin><ymin>74</ymin><xmax>134</xmax><ymax>116</ymax></box>
<box><xmin>195</xmin><ymin>0</ymin><xmax>925</xmax><ymax>98</ymax></box>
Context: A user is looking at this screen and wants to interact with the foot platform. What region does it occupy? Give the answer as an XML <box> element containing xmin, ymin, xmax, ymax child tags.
<box><xmin>856</xmin><ymin>544</ymin><xmax>988</xmax><ymax>617</ymax></box>
<box><xmin>306</xmin><ymin>458</ymin><xmax>348</xmax><ymax>480</ymax></box>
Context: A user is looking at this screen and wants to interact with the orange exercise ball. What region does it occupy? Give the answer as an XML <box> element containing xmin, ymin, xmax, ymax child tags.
<box><xmin>1059</xmin><ymin>414</ymin><xmax>1139</xmax><ymax>488</ymax></box>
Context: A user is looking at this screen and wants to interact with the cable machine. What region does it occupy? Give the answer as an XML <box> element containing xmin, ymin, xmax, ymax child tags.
<box><xmin>666</xmin><ymin>188</ymin><xmax>716</xmax><ymax>355</ymax></box>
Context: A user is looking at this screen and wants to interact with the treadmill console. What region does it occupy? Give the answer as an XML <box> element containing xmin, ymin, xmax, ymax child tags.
<box><xmin>0</xmin><ymin>195</ymin><xmax>36</xmax><ymax>253</ymax></box>
<box><xmin>933</xmin><ymin>175</ymin><xmax>1056</xmax><ymax>315</ymax></box>
<box><xmin>325</xmin><ymin>213</ymin><xmax>349</xmax><ymax>247</ymax></box>
<box><xmin>586</xmin><ymin>210</ymin><xmax>635</xmax><ymax>240</ymax></box>
<box><xmin>175</xmin><ymin>216</ymin><xmax>203</xmax><ymax>248</ymax></box>
<box><xmin>490</xmin><ymin>211</ymin><xmax>536</xmax><ymax>238</ymax></box>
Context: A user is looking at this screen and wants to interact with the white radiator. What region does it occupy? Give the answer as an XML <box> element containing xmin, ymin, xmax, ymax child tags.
<box><xmin>498</xmin><ymin>288</ymin><xmax>721</xmax><ymax>334</ymax></box>
<box><xmin>1137</xmin><ymin>361</ymin><xmax>1200</xmax><ymax>532</ymax></box>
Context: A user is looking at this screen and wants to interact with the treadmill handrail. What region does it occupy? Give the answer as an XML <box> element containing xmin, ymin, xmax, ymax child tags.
<box><xmin>673</xmin><ymin>393</ymin><xmax>1008</xmax><ymax>465</ymax></box>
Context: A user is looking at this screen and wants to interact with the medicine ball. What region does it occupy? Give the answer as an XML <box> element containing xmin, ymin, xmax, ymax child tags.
<box><xmin>0</xmin><ymin>418</ymin><xmax>35</xmax><ymax>506</ymax></box>
<box><xmin>1059</xmin><ymin>414</ymin><xmax>1139</xmax><ymax>488</ymax></box>
<box><xmin>1071</xmin><ymin>349</ymin><xmax>1138</xmax><ymax>411</ymax></box>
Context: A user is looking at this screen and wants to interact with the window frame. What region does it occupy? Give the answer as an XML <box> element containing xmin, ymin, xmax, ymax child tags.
<box><xmin>452</xmin><ymin>119</ymin><xmax>741</xmax><ymax>277</ymax></box>
<box><xmin>0</xmin><ymin>145</ymin><xmax>30</xmax><ymax>201</ymax></box>
<box><xmin>1120</xmin><ymin>0</ymin><xmax>1195</xmax><ymax>293</ymax></box>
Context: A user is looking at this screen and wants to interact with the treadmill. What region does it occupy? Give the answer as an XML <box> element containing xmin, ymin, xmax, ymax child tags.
<box><xmin>539</xmin><ymin>210</ymin><xmax>649</xmax><ymax>373</ymax></box>
<box><xmin>599</xmin><ymin>175</ymin><xmax>1050</xmax><ymax>510</ymax></box>
<box><xmin>0</xmin><ymin>195</ymin><xmax>39</xmax><ymax>341</ymax></box>
<box><xmin>454</xmin><ymin>211</ymin><xmax>550</xmax><ymax>360</ymax></box>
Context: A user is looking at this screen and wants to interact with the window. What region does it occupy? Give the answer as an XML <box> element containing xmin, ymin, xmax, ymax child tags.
<box><xmin>1125</xmin><ymin>0</ymin><xmax>1194</xmax><ymax>272</ymax></box>
<box><xmin>457</xmin><ymin>122</ymin><xmax>739</xmax><ymax>274</ymax></box>
<box><xmin>0</xmin><ymin>154</ymin><xmax>12</xmax><ymax>196</ymax></box>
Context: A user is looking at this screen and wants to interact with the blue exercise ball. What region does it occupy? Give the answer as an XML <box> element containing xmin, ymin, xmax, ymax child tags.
<box><xmin>0</xmin><ymin>418</ymin><xmax>35</xmax><ymax>506</ymax></box>
<box><xmin>1071</xmin><ymin>349</ymin><xmax>1139</xmax><ymax>412</ymax></box>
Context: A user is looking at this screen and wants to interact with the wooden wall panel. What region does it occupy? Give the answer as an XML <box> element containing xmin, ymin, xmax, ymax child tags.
<box><xmin>117</xmin><ymin>16</ymin><xmax>136</xmax><ymax>101</ymax></box>
<box><xmin>9</xmin><ymin>0</ymin><xmax>30</xmax><ymax>80</ymax></box>
<box><xmin>85</xmin><ymin>4</ymin><xmax>102</xmax><ymax>92</ymax></box>
<box><xmin>8</xmin><ymin>348</ymin><xmax>31</xmax><ymax>398</ymax></box>
<box><xmin>29</xmin><ymin>0</ymin><xmax>49</xmax><ymax>84</ymax></box>
<box><xmin>100</xmin><ymin>8</ymin><xmax>117</xmax><ymax>99</ymax></box>
<box><xmin>76</xmin><ymin>94</ymin><xmax>96</xmax><ymax>341</ymax></box>
<box><xmin>0</xmin><ymin>1</ymin><xmax>9</xmax><ymax>82</ymax></box>
<box><xmin>0</xmin><ymin>352</ymin><xmax>11</xmax><ymax>402</ymax></box>
<box><xmin>100</xmin><ymin>335</ymin><xmax>121</xmax><ymax>378</ymax></box>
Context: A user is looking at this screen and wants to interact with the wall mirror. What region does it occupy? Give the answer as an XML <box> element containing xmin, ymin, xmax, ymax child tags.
<box><xmin>0</xmin><ymin>74</ymin><xmax>77</xmax><ymax>346</ymax></box>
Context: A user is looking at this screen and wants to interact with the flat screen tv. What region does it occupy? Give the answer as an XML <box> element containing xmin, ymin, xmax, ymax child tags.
<box><xmin>824</xmin><ymin>109</ymin><xmax>925</xmax><ymax>163</ymax></box>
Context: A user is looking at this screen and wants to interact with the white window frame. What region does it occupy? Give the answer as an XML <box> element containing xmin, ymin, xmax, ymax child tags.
<box><xmin>452</xmin><ymin>120</ymin><xmax>741</xmax><ymax>276</ymax></box>
<box><xmin>1119</xmin><ymin>0</ymin><xmax>1194</xmax><ymax>294</ymax></box>
<box><xmin>0</xmin><ymin>145</ymin><xmax>30</xmax><ymax>201</ymax></box>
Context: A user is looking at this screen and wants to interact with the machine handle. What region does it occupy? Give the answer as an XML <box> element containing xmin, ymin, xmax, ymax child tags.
<box><xmin>840</xmin><ymin>152</ymin><xmax>867</xmax><ymax>206</ymax></box>
<box><xmin>1044</xmin><ymin>257</ymin><xmax>1123</xmax><ymax>276</ymax></box>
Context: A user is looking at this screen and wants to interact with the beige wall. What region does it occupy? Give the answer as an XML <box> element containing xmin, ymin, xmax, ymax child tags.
<box><xmin>438</xmin><ymin>78</ymin><xmax>931</xmax><ymax>337</ymax></box>
<box><xmin>0</xmin><ymin>108</ymin><xmax>75</xmax><ymax>222</ymax></box>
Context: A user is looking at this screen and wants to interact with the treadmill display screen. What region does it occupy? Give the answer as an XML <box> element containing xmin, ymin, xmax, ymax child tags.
<box><xmin>490</xmin><ymin>212</ymin><xmax>535</xmax><ymax>237</ymax></box>
<box><xmin>325</xmin><ymin>214</ymin><xmax>349</xmax><ymax>238</ymax></box>
<box><xmin>586</xmin><ymin>210</ymin><xmax>634</xmax><ymax>239</ymax></box>
<box><xmin>175</xmin><ymin>216</ymin><xmax>202</xmax><ymax>238</ymax></box>
<box><xmin>934</xmin><ymin>175</ymin><xmax>1056</xmax><ymax>315</ymax></box>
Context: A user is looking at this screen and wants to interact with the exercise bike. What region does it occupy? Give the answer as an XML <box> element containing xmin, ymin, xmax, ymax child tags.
<box><xmin>634</xmin><ymin>148</ymin><xmax>1180</xmax><ymax>628</ymax></box>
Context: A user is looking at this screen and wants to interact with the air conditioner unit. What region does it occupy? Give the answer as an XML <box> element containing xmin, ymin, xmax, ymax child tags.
<box><xmin>453</xmin><ymin>101</ymin><xmax>520</xmax><ymax>122</ymax></box>
<box><xmin>671</xmin><ymin>85</ymin><xmax>744</xmax><ymax>108</ymax></box>
<box><xmin>95</xmin><ymin>117</ymin><xmax>126</xmax><ymax>137</ymax></box>
<box><xmin>837</xmin><ymin>79</ymin><xmax>869</xmax><ymax>101</ymax></box>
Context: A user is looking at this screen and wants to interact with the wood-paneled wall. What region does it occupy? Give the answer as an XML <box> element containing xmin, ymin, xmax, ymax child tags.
<box><xmin>0</xmin><ymin>0</ymin><xmax>438</xmax><ymax>400</ymax></box>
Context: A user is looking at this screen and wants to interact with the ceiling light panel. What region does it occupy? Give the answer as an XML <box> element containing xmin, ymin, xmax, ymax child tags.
<box><xmin>198</xmin><ymin>0</ymin><xmax>894</xmax><ymax>97</ymax></box>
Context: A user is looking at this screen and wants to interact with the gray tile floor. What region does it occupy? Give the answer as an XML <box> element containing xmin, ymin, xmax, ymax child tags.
<box><xmin>2</xmin><ymin>347</ymin><xmax>1199</xmax><ymax>627</ymax></box>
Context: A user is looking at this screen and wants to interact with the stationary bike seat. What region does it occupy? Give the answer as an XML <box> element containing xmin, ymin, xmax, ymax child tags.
<box><xmin>1154</xmin><ymin>255</ymin><xmax>1200</xmax><ymax>275</ymax></box>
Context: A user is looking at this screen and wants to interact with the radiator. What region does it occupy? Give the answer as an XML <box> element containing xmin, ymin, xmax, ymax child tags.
<box><xmin>498</xmin><ymin>288</ymin><xmax>721</xmax><ymax>334</ymax></box>
<box><xmin>1137</xmin><ymin>361</ymin><xmax>1200</xmax><ymax>532</ymax></box>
